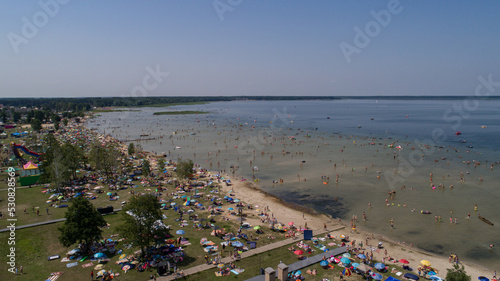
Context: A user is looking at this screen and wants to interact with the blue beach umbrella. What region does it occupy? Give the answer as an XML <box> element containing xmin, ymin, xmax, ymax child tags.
<box><xmin>340</xmin><ymin>257</ymin><xmax>351</xmax><ymax>265</ymax></box>
<box><xmin>357</xmin><ymin>254</ymin><xmax>366</xmax><ymax>259</ymax></box>
<box><xmin>371</xmin><ymin>273</ymin><xmax>383</xmax><ymax>280</ymax></box>
<box><xmin>351</xmin><ymin>263</ymin><xmax>360</xmax><ymax>268</ymax></box>
<box><xmin>427</xmin><ymin>271</ymin><xmax>437</xmax><ymax>276</ymax></box>
<box><xmin>94</xmin><ymin>252</ymin><xmax>106</xmax><ymax>259</ymax></box>
<box><xmin>176</xmin><ymin>230</ymin><xmax>185</xmax><ymax>235</ymax></box>
<box><xmin>228</xmin><ymin>207</ymin><xmax>233</xmax><ymax>210</ymax></box>
<box><xmin>374</xmin><ymin>262</ymin><xmax>385</xmax><ymax>270</ymax></box>
<box><xmin>342</xmin><ymin>253</ymin><xmax>351</xmax><ymax>258</ymax></box>
<box><xmin>430</xmin><ymin>277</ymin><xmax>443</xmax><ymax>281</ymax></box>
<box><xmin>294</xmin><ymin>270</ymin><xmax>301</xmax><ymax>276</ymax></box>
<box><xmin>478</xmin><ymin>277</ymin><xmax>489</xmax><ymax>281</ymax></box>
<box><xmin>320</xmin><ymin>260</ymin><xmax>328</xmax><ymax>266</ymax></box>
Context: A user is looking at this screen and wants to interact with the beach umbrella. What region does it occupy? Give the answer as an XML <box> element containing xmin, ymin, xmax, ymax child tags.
<box><xmin>200</xmin><ymin>237</ymin><xmax>208</xmax><ymax>244</ymax></box>
<box><xmin>253</xmin><ymin>226</ymin><xmax>261</xmax><ymax>230</ymax></box>
<box><xmin>294</xmin><ymin>270</ymin><xmax>301</xmax><ymax>276</ymax></box>
<box><xmin>430</xmin><ymin>277</ymin><xmax>443</xmax><ymax>281</ymax></box>
<box><xmin>166</xmin><ymin>239</ymin><xmax>175</xmax><ymax>244</ymax></box>
<box><xmin>352</xmin><ymin>263</ymin><xmax>360</xmax><ymax>268</ymax></box>
<box><xmin>97</xmin><ymin>269</ymin><xmax>107</xmax><ymax>276</ymax></box>
<box><xmin>428</xmin><ymin>271</ymin><xmax>437</xmax><ymax>276</ymax></box>
<box><xmin>479</xmin><ymin>277</ymin><xmax>490</xmax><ymax>281</ymax></box>
<box><xmin>371</xmin><ymin>272</ymin><xmax>383</xmax><ymax>280</ymax></box>
<box><xmin>106</xmin><ymin>192</ymin><xmax>113</xmax><ymax>196</ymax></box>
<box><xmin>357</xmin><ymin>254</ymin><xmax>366</xmax><ymax>259</ymax></box>
<box><xmin>399</xmin><ymin>259</ymin><xmax>410</xmax><ymax>264</ymax></box>
<box><xmin>288</xmin><ymin>221</ymin><xmax>294</xmax><ymax>226</ymax></box>
<box><xmin>374</xmin><ymin>263</ymin><xmax>386</xmax><ymax>270</ymax></box>
<box><xmin>320</xmin><ymin>260</ymin><xmax>329</xmax><ymax>267</ymax></box>
<box><xmin>342</xmin><ymin>267</ymin><xmax>352</xmax><ymax>276</ymax></box>
<box><xmin>171</xmin><ymin>202</ymin><xmax>176</xmax><ymax>206</ymax></box>
<box><xmin>340</xmin><ymin>257</ymin><xmax>351</xmax><ymax>265</ymax></box>
<box><xmin>340</xmin><ymin>234</ymin><xmax>346</xmax><ymax>239</ymax></box>
<box><xmin>122</xmin><ymin>265</ymin><xmax>131</xmax><ymax>271</ymax></box>
<box><xmin>94</xmin><ymin>252</ymin><xmax>106</xmax><ymax>259</ymax></box>
<box><xmin>119</xmin><ymin>254</ymin><xmax>127</xmax><ymax>259</ymax></box>
<box><xmin>217</xmin><ymin>263</ymin><xmax>225</xmax><ymax>269</ymax></box>
<box><xmin>343</xmin><ymin>253</ymin><xmax>351</xmax><ymax>258</ymax></box>
<box><xmin>294</xmin><ymin>250</ymin><xmax>304</xmax><ymax>255</ymax></box>
<box><xmin>420</xmin><ymin>260</ymin><xmax>431</xmax><ymax>267</ymax></box>
<box><xmin>94</xmin><ymin>264</ymin><xmax>104</xmax><ymax>270</ymax></box>
<box><xmin>176</xmin><ymin>230</ymin><xmax>185</xmax><ymax>235</ymax></box>
<box><xmin>228</xmin><ymin>207</ymin><xmax>233</xmax><ymax>210</ymax></box>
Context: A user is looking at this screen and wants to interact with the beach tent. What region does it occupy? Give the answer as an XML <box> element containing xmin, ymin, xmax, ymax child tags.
<box><xmin>385</xmin><ymin>276</ymin><xmax>401</xmax><ymax>281</ymax></box>
<box><xmin>404</xmin><ymin>273</ymin><xmax>420</xmax><ymax>280</ymax></box>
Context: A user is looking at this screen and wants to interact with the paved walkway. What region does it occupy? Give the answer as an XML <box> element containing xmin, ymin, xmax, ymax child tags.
<box><xmin>158</xmin><ymin>224</ymin><xmax>345</xmax><ymax>281</ymax></box>
<box><xmin>245</xmin><ymin>246</ymin><xmax>348</xmax><ymax>281</ymax></box>
<box><xmin>0</xmin><ymin>210</ymin><xmax>120</xmax><ymax>233</ymax></box>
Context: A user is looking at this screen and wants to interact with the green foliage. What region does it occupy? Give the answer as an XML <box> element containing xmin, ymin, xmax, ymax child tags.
<box><xmin>88</xmin><ymin>141</ymin><xmax>120</xmax><ymax>180</ymax></box>
<box><xmin>117</xmin><ymin>194</ymin><xmax>168</xmax><ymax>256</ymax></box>
<box><xmin>176</xmin><ymin>159</ymin><xmax>194</xmax><ymax>181</ymax></box>
<box><xmin>30</xmin><ymin>118</ymin><xmax>42</xmax><ymax>132</ymax></box>
<box><xmin>127</xmin><ymin>143</ymin><xmax>135</xmax><ymax>156</ymax></box>
<box><xmin>446</xmin><ymin>264</ymin><xmax>471</xmax><ymax>281</ymax></box>
<box><xmin>157</xmin><ymin>158</ymin><xmax>165</xmax><ymax>173</ymax></box>
<box><xmin>58</xmin><ymin>197</ymin><xmax>106</xmax><ymax>254</ymax></box>
<box><xmin>63</xmin><ymin>118</ymin><xmax>69</xmax><ymax>126</ymax></box>
<box><xmin>142</xmin><ymin>159</ymin><xmax>151</xmax><ymax>176</ymax></box>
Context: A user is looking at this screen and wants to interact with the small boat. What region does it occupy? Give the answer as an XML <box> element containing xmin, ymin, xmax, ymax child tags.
<box><xmin>478</xmin><ymin>215</ymin><xmax>494</xmax><ymax>226</ymax></box>
<box><xmin>481</xmin><ymin>125</ymin><xmax>487</xmax><ymax>128</ymax></box>
<box><xmin>455</xmin><ymin>131</ymin><xmax>461</xmax><ymax>135</ymax></box>
<box><xmin>357</xmin><ymin>125</ymin><xmax>362</xmax><ymax>128</ymax></box>
<box><xmin>175</xmin><ymin>146</ymin><xmax>181</xmax><ymax>149</ymax></box>
<box><xmin>370</xmin><ymin>118</ymin><xmax>374</xmax><ymax>120</ymax></box>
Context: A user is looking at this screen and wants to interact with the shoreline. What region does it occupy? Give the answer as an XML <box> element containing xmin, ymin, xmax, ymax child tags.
<box><xmin>215</xmin><ymin>173</ymin><xmax>495</xmax><ymax>280</ymax></box>
<box><xmin>83</xmin><ymin>117</ymin><xmax>496</xmax><ymax>280</ymax></box>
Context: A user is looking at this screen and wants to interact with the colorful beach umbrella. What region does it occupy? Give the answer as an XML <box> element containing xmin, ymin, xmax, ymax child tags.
<box><xmin>342</xmin><ymin>267</ymin><xmax>352</xmax><ymax>276</ymax></box>
<box><xmin>294</xmin><ymin>250</ymin><xmax>304</xmax><ymax>255</ymax></box>
<box><xmin>420</xmin><ymin>260</ymin><xmax>431</xmax><ymax>267</ymax></box>
<box><xmin>371</xmin><ymin>272</ymin><xmax>383</xmax><ymax>280</ymax></box>
<box><xmin>340</xmin><ymin>257</ymin><xmax>351</xmax><ymax>265</ymax></box>
<box><xmin>374</xmin><ymin>263</ymin><xmax>385</xmax><ymax>270</ymax></box>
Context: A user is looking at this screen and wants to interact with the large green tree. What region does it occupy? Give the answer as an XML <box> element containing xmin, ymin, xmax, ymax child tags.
<box><xmin>176</xmin><ymin>159</ymin><xmax>194</xmax><ymax>183</ymax></box>
<box><xmin>58</xmin><ymin>197</ymin><xmax>107</xmax><ymax>254</ymax></box>
<box><xmin>127</xmin><ymin>143</ymin><xmax>135</xmax><ymax>156</ymax></box>
<box><xmin>142</xmin><ymin>159</ymin><xmax>151</xmax><ymax>176</ymax></box>
<box><xmin>88</xmin><ymin>141</ymin><xmax>120</xmax><ymax>180</ymax></box>
<box><xmin>117</xmin><ymin>194</ymin><xmax>168</xmax><ymax>256</ymax></box>
<box><xmin>446</xmin><ymin>264</ymin><xmax>471</xmax><ymax>281</ymax></box>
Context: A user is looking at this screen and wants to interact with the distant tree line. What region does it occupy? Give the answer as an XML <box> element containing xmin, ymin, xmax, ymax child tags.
<box><xmin>1</xmin><ymin>95</ymin><xmax>500</xmax><ymax>111</ymax></box>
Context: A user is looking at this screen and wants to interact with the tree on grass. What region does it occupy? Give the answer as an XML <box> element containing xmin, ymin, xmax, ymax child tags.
<box><xmin>127</xmin><ymin>143</ymin><xmax>135</xmax><ymax>156</ymax></box>
<box><xmin>30</xmin><ymin>118</ymin><xmax>42</xmax><ymax>132</ymax></box>
<box><xmin>142</xmin><ymin>159</ymin><xmax>151</xmax><ymax>177</ymax></box>
<box><xmin>157</xmin><ymin>158</ymin><xmax>166</xmax><ymax>173</ymax></box>
<box><xmin>446</xmin><ymin>264</ymin><xmax>471</xmax><ymax>281</ymax></box>
<box><xmin>88</xmin><ymin>141</ymin><xmax>120</xmax><ymax>180</ymax></box>
<box><xmin>176</xmin><ymin>159</ymin><xmax>194</xmax><ymax>183</ymax></box>
<box><xmin>58</xmin><ymin>197</ymin><xmax>107</xmax><ymax>254</ymax></box>
<box><xmin>117</xmin><ymin>194</ymin><xmax>168</xmax><ymax>256</ymax></box>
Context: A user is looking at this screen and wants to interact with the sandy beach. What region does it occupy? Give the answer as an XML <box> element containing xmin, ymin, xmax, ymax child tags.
<box><xmin>219</xmin><ymin>175</ymin><xmax>495</xmax><ymax>280</ymax></box>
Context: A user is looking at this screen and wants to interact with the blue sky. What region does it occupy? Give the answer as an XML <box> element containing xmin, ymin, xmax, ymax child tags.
<box><xmin>1</xmin><ymin>0</ymin><xmax>499</xmax><ymax>97</ymax></box>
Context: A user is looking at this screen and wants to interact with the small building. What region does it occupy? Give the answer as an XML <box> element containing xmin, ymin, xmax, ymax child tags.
<box><xmin>20</xmin><ymin>161</ymin><xmax>41</xmax><ymax>186</ymax></box>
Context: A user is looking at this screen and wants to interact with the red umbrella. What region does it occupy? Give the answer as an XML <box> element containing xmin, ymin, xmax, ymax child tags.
<box><xmin>399</xmin><ymin>259</ymin><xmax>410</xmax><ymax>264</ymax></box>
<box><xmin>288</xmin><ymin>221</ymin><xmax>294</xmax><ymax>226</ymax></box>
<box><xmin>293</xmin><ymin>250</ymin><xmax>304</xmax><ymax>255</ymax></box>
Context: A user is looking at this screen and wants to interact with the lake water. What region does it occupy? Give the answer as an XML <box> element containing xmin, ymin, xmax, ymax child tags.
<box><xmin>87</xmin><ymin>99</ymin><xmax>500</xmax><ymax>270</ymax></box>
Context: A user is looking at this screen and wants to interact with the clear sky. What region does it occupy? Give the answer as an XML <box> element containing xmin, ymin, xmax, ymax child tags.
<box><xmin>1</xmin><ymin>0</ymin><xmax>499</xmax><ymax>97</ymax></box>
